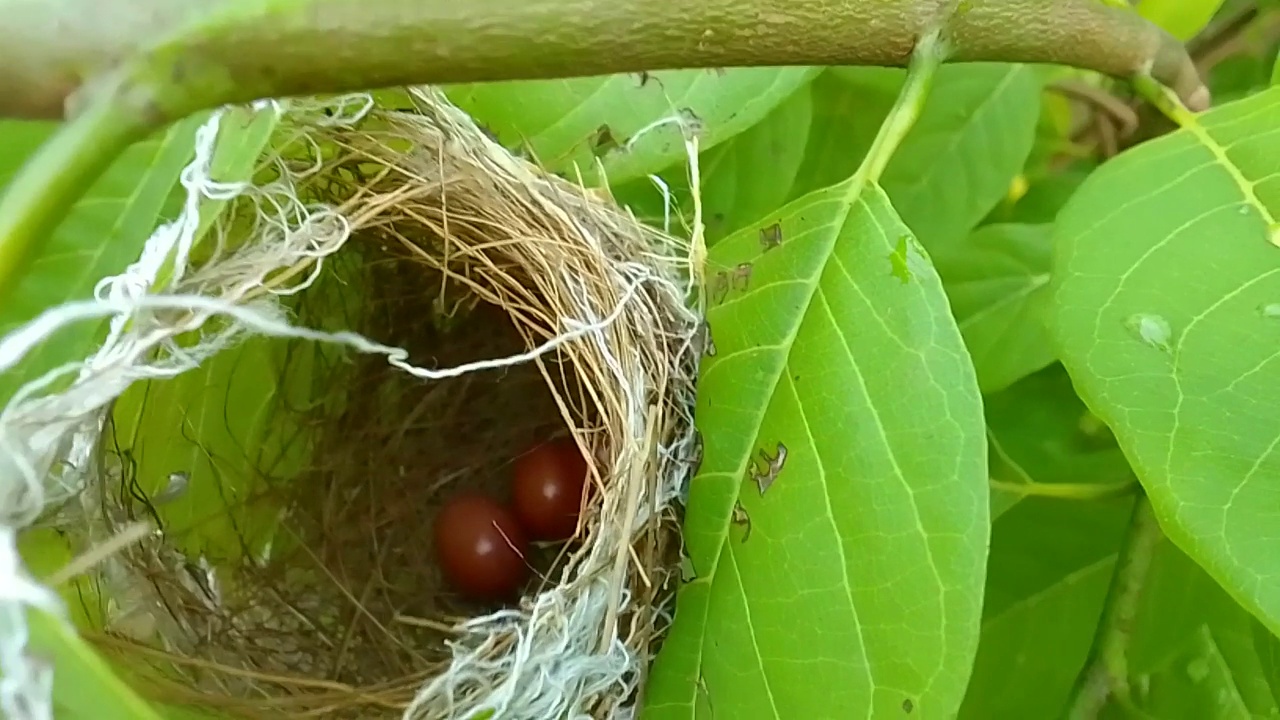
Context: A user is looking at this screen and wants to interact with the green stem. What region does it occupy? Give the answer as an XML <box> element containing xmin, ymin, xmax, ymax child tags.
<box><xmin>0</xmin><ymin>73</ymin><xmax>152</xmax><ymax>302</ymax></box>
<box><xmin>988</xmin><ymin>479</ymin><xmax>1138</xmax><ymax>502</ymax></box>
<box><xmin>1064</xmin><ymin>494</ymin><xmax>1163</xmax><ymax>720</ymax></box>
<box><xmin>848</xmin><ymin>29</ymin><xmax>946</xmax><ymax>198</ymax></box>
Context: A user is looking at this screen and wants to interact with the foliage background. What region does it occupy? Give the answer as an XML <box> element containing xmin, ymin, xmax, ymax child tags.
<box><xmin>2</xmin><ymin>0</ymin><xmax>1280</xmax><ymax>718</ymax></box>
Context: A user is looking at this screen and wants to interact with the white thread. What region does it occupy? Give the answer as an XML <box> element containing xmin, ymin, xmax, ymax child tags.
<box><xmin>0</xmin><ymin>86</ymin><xmax>702</xmax><ymax>720</ymax></box>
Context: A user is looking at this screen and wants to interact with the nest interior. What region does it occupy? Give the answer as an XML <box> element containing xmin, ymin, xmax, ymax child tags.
<box><xmin>77</xmin><ymin>92</ymin><xmax>698</xmax><ymax>720</ymax></box>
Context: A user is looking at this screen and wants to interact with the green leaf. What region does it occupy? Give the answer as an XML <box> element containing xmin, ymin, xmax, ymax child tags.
<box><xmin>445</xmin><ymin>68</ymin><xmax>818</xmax><ymax>186</ymax></box>
<box><xmin>0</xmin><ymin>117</ymin><xmax>202</xmax><ymax>404</ymax></box>
<box><xmin>644</xmin><ymin>180</ymin><xmax>988</xmax><ymax>718</ymax></box>
<box><xmin>984</xmin><ymin>365</ymin><xmax>1133</xmax><ymax>521</ymax></box>
<box><xmin>17</xmin><ymin>529</ymin><xmax>105</xmax><ymax>630</ymax></box>
<box><xmin>963</xmin><ymin>495</ymin><xmax>1278</xmax><ymax>718</ymax></box>
<box><xmin>787</xmin><ymin>70</ymin><xmax>899</xmax><ymax>199</ymax></box>
<box><xmin>791</xmin><ymin>64</ymin><xmax>1041</xmax><ymax>253</ymax></box>
<box><xmin>1049</xmin><ymin>87</ymin><xmax>1280</xmax><ymax>635</ymax></box>
<box><xmin>24</xmin><ymin>608</ymin><xmax>163</xmax><ymax>720</ymax></box>
<box><xmin>991</xmin><ymin>163</ymin><xmax>1096</xmax><ymax>226</ymax></box>
<box><xmin>877</xmin><ymin>63</ymin><xmax>1042</xmax><ymax>250</ymax></box>
<box><xmin>934</xmin><ymin>223</ymin><xmax>1055</xmax><ymax>393</ymax></box>
<box><xmin>960</xmin><ymin>497</ymin><xmax>1130</xmax><ymax>718</ymax></box>
<box><xmin>696</xmin><ymin>86</ymin><xmax>813</xmax><ymax>243</ymax></box>
<box><xmin>1253</xmin><ymin>617</ymin><xmax>1280</xmax><ymax>708</ymax></box>
<box><xmin>109</xmin><ymin>334</ymin><xmax>313</xmax><ymax>564</ymax></box>
<box><xmin>1137</xmin><ymin>0</ymin><xmax>1228</xmax><ymax>40</ymax></box>
<box><xmin>192</xmin><ymin>105</ymin><xmax>282</xmax><ymax>244</ymax></box>
<box><xmin>1140</xmin><ymin>626</ymin><xmax>1272</xmax><ymax>718</ymax></box>
<box><xmin>1128</xmin><ymin>546</ymin><xmax>1280</xmax><ymax>717</ymax></box>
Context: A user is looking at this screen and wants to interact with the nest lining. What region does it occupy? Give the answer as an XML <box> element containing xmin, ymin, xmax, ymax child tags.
<box><xmin>50</xmin><ymin>88</ymin><xmax>702</xmax><ymax>720</ymax></box>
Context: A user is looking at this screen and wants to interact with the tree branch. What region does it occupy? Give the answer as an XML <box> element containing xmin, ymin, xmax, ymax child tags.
<box><xmin>0</xmin><ymin>0</ymin><xmax>1209</xmax><ymax>124</ymax></box>
<box><xmin>1064</xmin><ymin>494</ymin><xmax>1163</xmax><ymax>720</ymax></box>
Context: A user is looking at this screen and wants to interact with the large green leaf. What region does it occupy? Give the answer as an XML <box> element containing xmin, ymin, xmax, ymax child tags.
<box><xmin>934</xmin><ymin>223</ymin><xmax>1056</xmax><ymax>393</ymax></box>
<box><xmin>1050</xmin><ymin>87</ymin><xmax>1280</xmax><ymax>635</ymax></box>
<box><xmin>0</xmin><ymin>117</ymin><xmax>203</xmax><ymax>404</ymax></box>
<box><xmin>875</xmin><ymin>63</ymin><xmax>1042</xmax><ymax>250</ymax></box>
<box><xmin>793</xmin><ymin>64</ymin><xmax>1040</xmax><ymax>253</ymax></box>
<box><xmin>445</xmin><ymin>68</ymin><xmax>818</xmax><ymax>186</ymax></box>
<box><xmin>787</xmin><ymin>70</ymin><xmax>900</xmax><ymax>200</ymax></box>
<box><xmin>644</xmin><ymin>180</ymin><xmax>988</xmax><ymax>718</ymax></box>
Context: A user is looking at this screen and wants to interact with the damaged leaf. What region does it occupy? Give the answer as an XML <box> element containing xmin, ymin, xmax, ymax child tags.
<box><xmin>644</xmin><ymin>180</ymin><xmax>988</xmax><ymax>718</ymax></box>
<box><xmin>446</xmin><ymin>67</ymin><xmax>818</xmax><ymax>186</ymax></box>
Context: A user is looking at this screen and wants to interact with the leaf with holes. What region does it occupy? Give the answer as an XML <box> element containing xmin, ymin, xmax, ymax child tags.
<box><xmin>1050</xmin><ymin>87</ymin><xmax>1280</xmax><ymax>636</ymax></box>
<box><xmin>643</xmin><ymin>179</ymin><xmax>988</xmax><ymax>718</ymax></box>
<box><xmin>0</xmin><ymin>117</ymin><xmax>203</xmax><ymax>405</ymax></box>
<box><xmin>445</xmin><ymin>68</ymin><xmax>818</xmax><ymax>187</ymax></box>
<box><xmin>934</xmin><ymin>223</ymin><xmax>1055</xmax><ymax>393</ymax></box>
<box><xmin>696</xmin><ymin>86</ymin><xmax>813</xmax><ymax>243</ymax></box>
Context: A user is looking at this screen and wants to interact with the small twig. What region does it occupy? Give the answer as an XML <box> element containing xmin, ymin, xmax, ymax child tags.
<box><xmin>1187</xmin><ymin>3</ymin><xmax>1261</xmax><ymax>65</ymax></box>
<box><xmin>1063</xmin><ymin>494</ymin><xmax>1163</xmax><ymax>719</ymax></box>
<box><xmin>1049</xmin><ymin>80</ymin><xmax>1140</xmax><ymax>136</ymax></box>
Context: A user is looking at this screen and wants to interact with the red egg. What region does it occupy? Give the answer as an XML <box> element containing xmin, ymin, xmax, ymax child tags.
<box><xmin>511</xmin><ymin>438</ymin><xmax>589</xmax><ymax>541</ymax></box>
<box><xmin>433</xmin><ymin>493</ymin><xmax>530</xmax><ymax>602</ymax></box>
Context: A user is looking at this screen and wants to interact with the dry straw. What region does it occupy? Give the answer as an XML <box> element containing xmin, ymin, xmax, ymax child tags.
<box><xmin>0</xmin><ymin>87</ymin><xmax>703</xmax><ymax>719</ymax></box>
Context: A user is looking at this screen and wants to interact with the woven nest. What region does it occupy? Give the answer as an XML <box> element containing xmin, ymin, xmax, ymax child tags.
<box><xmin>61</xmin><ymin>88</ymin><xmax>702</xmax><ymax>719</ymax></box>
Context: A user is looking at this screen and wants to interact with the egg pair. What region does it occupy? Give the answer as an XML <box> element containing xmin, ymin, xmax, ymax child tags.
<box><xmin>433</xmin><ymin>438</ymin><xmax>589</xmax><ymax>602</ymax></box>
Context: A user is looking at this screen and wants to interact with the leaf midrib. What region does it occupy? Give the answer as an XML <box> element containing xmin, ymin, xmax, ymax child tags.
<box><xmin>692</xmin><ymin>188</ymin><xmax>857</xmax><ymax>719</ymax></box>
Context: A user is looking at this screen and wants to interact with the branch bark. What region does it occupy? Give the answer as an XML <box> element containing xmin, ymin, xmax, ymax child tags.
<box><xmin>1064</xmin><ymin>494</ymin><xmax>1163</xmax><ymax>720</ymax></box>
<box><xmin>0</xmin><ymin>0</ymin><xmax>1208</xmax><ymax>124</ymax></box>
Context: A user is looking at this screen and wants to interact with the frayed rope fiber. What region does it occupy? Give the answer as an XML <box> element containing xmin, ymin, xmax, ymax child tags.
<box><xmin>0</xmin><ymin>87</ymin><xmax>703</xmax><ymax>719</ymax></box>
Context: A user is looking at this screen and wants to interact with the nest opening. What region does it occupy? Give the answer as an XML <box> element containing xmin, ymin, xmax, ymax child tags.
<box><xmin>72</xmin><ymin>91</ymin><xmax>699</xmax><ymax>720</ymax></box>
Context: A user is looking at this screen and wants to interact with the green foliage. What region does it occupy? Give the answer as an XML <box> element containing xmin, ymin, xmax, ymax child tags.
<box><xmin>109</xmin><ymin>334</ymin><xmax>311</xmax><ymax>565</ymax></box>
<box><xmin>6</xmin><ymin>4</ymin><xmax>1280</xmax><ymax>720</ymax></box>
<box><xmin>933</xmin><ymin>223</ymin><xmax>1055</xmax><ymax>393</ymax></box>
<box><xmin>0</xmin><ymin>116</ymin><xmax>203</xmax><ymax>405</ymax></box>
<box><xmin>444</xmin><ymin>67</ymin><xmax>818</xmax><ymax>186</ymax></box>
<box><xmin>1051</xmin><ymin>83</ymin><xmax>1280</xmax><ymax>634</ymax></box>
<box><xmin>1137</xmin><ymin>0</ymin><xmax>1228</xmax><ymax>39</ymax></box>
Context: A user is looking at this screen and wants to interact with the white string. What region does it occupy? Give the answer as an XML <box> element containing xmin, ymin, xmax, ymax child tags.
<box><xmin>0</xmin><ymin>86</ymin><xmax>702</xmax><ymax>720</ymax></box>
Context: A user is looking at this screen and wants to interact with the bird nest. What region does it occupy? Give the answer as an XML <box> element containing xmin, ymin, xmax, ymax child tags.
<box><xmin>30</xmin><ymin>88</ymin><xmax>702</xmax><ymax>719</ymax></box>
